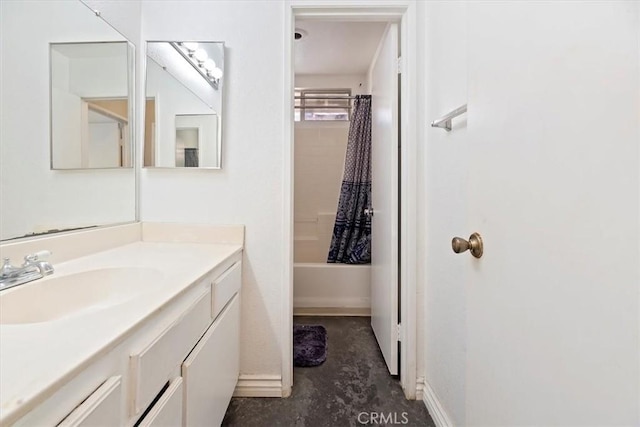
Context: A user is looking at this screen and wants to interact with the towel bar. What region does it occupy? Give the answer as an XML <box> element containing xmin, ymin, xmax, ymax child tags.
<box><xmin>431</xmin><ymin>104</ymin><xmax>467</xmax><ymax>131</ymax></box>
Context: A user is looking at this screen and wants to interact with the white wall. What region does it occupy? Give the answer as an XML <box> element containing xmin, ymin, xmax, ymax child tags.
<box><xmin>70</xmin><ymin>55</ymin><xmax>128</xmax><ymax>97</ymax></box>
<box><xmin>81</xmin><ymin>0</ymin><xmax>142</xmax><ymax>44</ymax></box>
<box><xmin>0</xmin><ymin>0</ymin><xmax>138</xmax><ymax>241</ymax></box>
<box><xmin>139</xmin><ymin>0</ymin><xmax>286</xmax><ymax>380</ymax></box>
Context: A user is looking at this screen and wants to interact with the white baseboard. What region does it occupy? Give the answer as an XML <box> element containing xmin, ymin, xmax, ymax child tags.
<box><xmin>233</xmin><ymin>374</ymin><xmax>285</xmax><ymax>397</ymax></box>
<box><xmin>416</xmin><ymin>378</ymin><xmax>453</xmax><ymax>427</ymax></box>
<box><xmin>294</xmin><ymin>297</ymin><xmax>370</xmax><ymax>309</ymax></box>
<box><xmin>293</xmin><ymin>306</ymin><xmax>370</xmax><ymax>316</ymax></box>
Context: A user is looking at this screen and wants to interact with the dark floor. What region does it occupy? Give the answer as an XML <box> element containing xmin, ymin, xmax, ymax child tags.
<box><xmin>222</xmin><ymin>316</ymin><xmax>434</xmax><ymax>427</ymax></box>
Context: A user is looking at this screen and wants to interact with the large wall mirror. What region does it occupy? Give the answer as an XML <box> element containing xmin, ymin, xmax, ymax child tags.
<box><xmin>144</xmin><ymin>41</ymin><xmax>224</xmax><ymax>169</ymax></box>
<box><xmin>0</xmin><ymin>0</ymin><xmax>136</xmax><ymax>241</ymax></box>
<box><xmin>51</xmin><ymin>41</ymin><xmax>133</xmax><ymax>169</ymax></box>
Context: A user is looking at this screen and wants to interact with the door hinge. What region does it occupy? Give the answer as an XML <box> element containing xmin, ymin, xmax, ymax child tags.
<box><xmin>397</xmin><ymin>56</ymin><xmax>403</xmax><ymax>74</ymax></box>
<box><xmin>397</xmin><ymin>323</ymin><xmax>403</xmax><ymax>342</ymax></box>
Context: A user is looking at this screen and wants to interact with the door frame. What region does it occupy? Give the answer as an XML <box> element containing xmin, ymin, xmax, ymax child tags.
<box><xmin>282</xmin><ymin>0</ymin><xmax>418</xmax><ymax>399</ymax></box>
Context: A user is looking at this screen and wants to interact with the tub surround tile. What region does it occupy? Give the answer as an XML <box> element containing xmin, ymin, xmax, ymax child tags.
<box><xmin>294</xmin><ymin>264</ymin><xmax>371</xmax><ymax>312</ymax></box>
<box><xmin>293</xmin><ymin>213</ymin><xmax>336</xmax><ymax>263</ymax></box>
<box><xmin>293</xmin><ymin>239</ymin><xmax>322</xmax><ymax>263</ymax></box>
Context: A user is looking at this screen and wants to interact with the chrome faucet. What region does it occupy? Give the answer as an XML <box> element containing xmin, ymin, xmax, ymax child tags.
<box><xmin>0</xmin><ymin>250</ymin><xmax>54</xmax><ymax>291</ymax></box>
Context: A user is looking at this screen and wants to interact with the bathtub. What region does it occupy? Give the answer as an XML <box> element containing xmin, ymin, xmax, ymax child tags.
<box><xmin>293</xmin><ymin>263</ymin><xmax>371</xmax><ymax>316</ymax></box>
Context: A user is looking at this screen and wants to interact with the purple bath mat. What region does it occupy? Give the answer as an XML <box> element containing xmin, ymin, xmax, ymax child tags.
<box><xmin>293</xmin><ymin>324</ymin><xmax>327</xmax><ymax>367</ymax></box>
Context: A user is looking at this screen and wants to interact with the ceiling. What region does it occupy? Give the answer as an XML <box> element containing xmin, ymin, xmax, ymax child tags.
<box><xmin>294</xmin><ymin>21</ymin><xmax>388</xmax><ymax>75</ymax></box>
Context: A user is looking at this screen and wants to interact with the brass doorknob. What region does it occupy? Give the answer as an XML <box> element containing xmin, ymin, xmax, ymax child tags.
<box><xmin>452</xmin><ymin>232</ymin><xmax>483</xmax><ymax>258</ymax></box>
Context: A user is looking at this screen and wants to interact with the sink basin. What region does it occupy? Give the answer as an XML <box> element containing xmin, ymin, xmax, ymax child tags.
<box><xmin>0</xmin><ymin>267</ymin><xmax>163</xmax><ymax>325</ymax></box>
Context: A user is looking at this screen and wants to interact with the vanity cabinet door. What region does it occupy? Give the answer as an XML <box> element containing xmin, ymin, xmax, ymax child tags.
<box><xmin>182</xmin><ymin>293</ymin><xmax>240</xmax><ymax>427</ymax></box>
<box><xmin>57</xmin><ymin>376</ymin><xmax>122</xmax><ymax>427</ymax></box>
<box><xmin>130</xmin><ymin>287</ymin><xmax>211</xmax><ymax>416</ymax></box>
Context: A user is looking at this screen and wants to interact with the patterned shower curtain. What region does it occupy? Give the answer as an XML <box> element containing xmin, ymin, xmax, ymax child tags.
<box><xmin>327</xmin><ymin>95</ymin><xmax>372</xmax><ymax>264</ymax></box>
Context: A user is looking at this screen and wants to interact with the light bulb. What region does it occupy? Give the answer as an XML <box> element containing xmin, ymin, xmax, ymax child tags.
<box><xmin>194</xmin><ymin>48</ymin><xmax>208</xmax><ymax>62</ymax></box>
<box><xmin>203</xmin><ymin>58</ymin><xmax>216</xmax><ymax>72</ymax></box>
<box><xmin>182</xmin><ymin>42</ymin><xmax>198</xmax><ymax>52</ymax></box>
<box><xmin>211</xmin><ymin>67</ymin><xmax>223</xmax><ymax>79</ymax></box>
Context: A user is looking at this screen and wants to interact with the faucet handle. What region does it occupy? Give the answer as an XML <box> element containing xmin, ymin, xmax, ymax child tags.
<box><xmin>1</xmin><ymin>258</ymin><xmax>14</xmax><ymax>276</ymax></box>
<box><xmin>24</xmin><ymin>250</ymin><xmax>52</xmax><ymax>263</ymax></box>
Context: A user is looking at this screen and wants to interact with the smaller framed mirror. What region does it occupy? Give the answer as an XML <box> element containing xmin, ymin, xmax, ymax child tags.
<box><xmin>144</xmin><ymin>41</ymin><xmax>224</xmax><ymax>169</ymax></box>
<box><xmin>50</xmin><ymin>41</ymin><xmax>134</xmax><ymax>169</ymax></box>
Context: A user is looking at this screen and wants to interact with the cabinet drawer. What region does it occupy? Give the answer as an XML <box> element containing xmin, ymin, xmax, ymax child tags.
<box><xmin>183</xmin><ymin>294</ymin><xmax>240</xmax><ymax>427</ymax></box>
<box><xmin>212</xmin><ymin>261</ymin><xmax>241</xmax><ymax>319</ymax></box>
<box><xmin>136</xmin><ymin>377</ymin><xmax>183</xmax><ymax>427</ymax></box>
<box><xmin>130</xmin><ymin>288</ymin><xmax>211</xmax><ymax>415</ymax></box>
<box><xmin>58</xmin><ymin>376</ymin><xmax>122</xmax><ymax>427</ymax></box>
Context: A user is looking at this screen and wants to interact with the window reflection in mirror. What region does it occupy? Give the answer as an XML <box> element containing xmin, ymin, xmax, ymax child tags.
<box><xmin>144</xmin><ymin>41</ymin><xmax>224</xmax><ymax>169</ymax></box>
<box><xmin>50</xmin><ymin>42</ymin><xmax>133</xmax><ymax>169</ymax></box>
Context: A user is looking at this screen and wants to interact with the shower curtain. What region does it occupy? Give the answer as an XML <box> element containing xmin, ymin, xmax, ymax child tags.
<box><xmin>184</xmin><ymin>148</ymin><xmax>199</xmax><ymax>167</ymax></box>
<box><xmin>327</xmin><ymin>95</ymin><xmax>372</xmax><ymax>264</ymax></box>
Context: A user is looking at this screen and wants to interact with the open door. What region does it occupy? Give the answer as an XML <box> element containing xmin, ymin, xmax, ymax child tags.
<box><xmin>370</xmin><ymin>23</ymin><xmax>399</xmax><ymax>375</ymax></box>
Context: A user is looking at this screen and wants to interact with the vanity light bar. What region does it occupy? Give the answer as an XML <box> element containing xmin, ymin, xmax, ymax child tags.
<box><xmin>170</xmin><ymin>42</ymin><xmax>221</xmax><ymax>90</ymax></box>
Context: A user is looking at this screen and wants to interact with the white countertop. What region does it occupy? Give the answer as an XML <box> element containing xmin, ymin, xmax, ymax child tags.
<box><xmin>0</xmin><ymin>241</ymin><xmax>242</xmax><ymax>424</ymax></box>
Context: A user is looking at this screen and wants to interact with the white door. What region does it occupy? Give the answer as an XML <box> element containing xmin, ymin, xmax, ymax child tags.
<box><xmin>464</xmin><ymin>2</ymin><xmax>639</xmax><ymax>425</ymax></box>
<box><xmin>370</xmin><ymin>23</ymin><xmax>399</xmax><ymax>375</ymax></box>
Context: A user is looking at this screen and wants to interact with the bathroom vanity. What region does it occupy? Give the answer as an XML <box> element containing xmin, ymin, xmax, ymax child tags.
<box><xmin>0</xmin><ymin>223</ymin><xmax>243</xmax><ymax>426</ymax></box>
<box><xmin>0</xmin><ymin>3</ymin><xmax>243</xmax><ymax>424</ymax></box>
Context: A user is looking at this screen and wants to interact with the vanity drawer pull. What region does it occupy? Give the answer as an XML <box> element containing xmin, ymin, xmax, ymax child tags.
<box><xmin>135</xmin><ymin>377</ymin><xmax>183</xmax><ymax>427</ymax></box>
<box><xmin>130</xmin><ymin>288</ymin><xmax>211</xmax><ymax>416</ymax></box>
<box><xmin>212</xmin><ymin>261</ymin><xmax>241</xmax><ymax>319</ymax></box>
<box><xmin>58</xmin><ymin>376</ymin><xmax>122</xmax><ymax>427</ymax></box>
